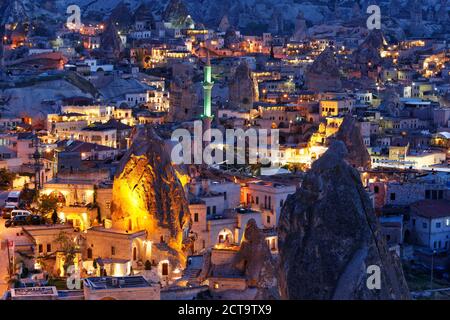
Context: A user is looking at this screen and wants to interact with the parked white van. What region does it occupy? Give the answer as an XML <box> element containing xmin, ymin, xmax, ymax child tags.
<box><xmin>10</xmin><ymin>210</ymin><xmax>31</xmax><ymax>218</ymax></box>
<box><xmin>5</xmin><ymin>191</ymin><xmax>21</xmax><ymax>207</ymax></box>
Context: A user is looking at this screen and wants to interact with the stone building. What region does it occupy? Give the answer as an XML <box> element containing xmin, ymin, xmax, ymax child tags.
<box><xmin>83</xmin><ymin>227</ymin><xmax>149</xmax><ymax>277</ymax></box>
<box><xmin>41</xmin><ymin>179</ymin><xmax>97</xmax><ymax>231</ymax></box>
<box><xmin>83</xmin><ymin>276</ymin><xmax>160</xmax><ymax>300</ymax></box>
<box><xmin>409</xmin><ymin>200</ymin><xmax>450</xmax><ymax>252</ymax></box>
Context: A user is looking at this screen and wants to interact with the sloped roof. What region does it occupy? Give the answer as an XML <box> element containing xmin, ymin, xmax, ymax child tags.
<box><xmin>411</xmin><ymin>200</ymin><xmax>450</xmax><ymax>219</ymax></box>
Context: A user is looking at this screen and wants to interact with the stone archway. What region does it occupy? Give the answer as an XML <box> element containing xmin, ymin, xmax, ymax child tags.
<box><xmin>217</xmin><ymin>228</ymin><xmax>234</xmax><ymax>245</ymax></box>
<box><xmin>65</xmin><ymin>214</ymin><xmax>85</xmax><ymax>231</ymax></box>
<box><xmin>132</xmin><ymin>238</ymin><xmax>144</xmax><ymax>265</ymax></box>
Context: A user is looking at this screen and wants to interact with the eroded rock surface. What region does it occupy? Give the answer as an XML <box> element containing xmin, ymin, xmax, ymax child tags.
<box><xmin>305</xmin><ymin>48</ymin><xmax>342</xmax><ymax>92</ymax></box>
<box><xmin>277</xmin><ymin>141</ymin><xmax>410</xmax><ymax>300</ymax></box>
<box><xmin>111</xmin><ymin>126</ymin><xmax>191</xmax><ymax>267</ymax></box>
<box><xmin>333</xmin><ymin>115</ymin><xmax>371</xmax><ymax>169</ymax></box>
<box><xmin>233</xmin><ymin>219</ymin><xmax>279</xmax><ymax>299</ymax></box>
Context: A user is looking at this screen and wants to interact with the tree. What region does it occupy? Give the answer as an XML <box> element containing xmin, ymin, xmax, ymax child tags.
<box><xmin>54</xmin><ymin>231</ymin><xmax>79</xmax><ymax>274</ymax></box>
<box><xmin>37</xmin><ymin>194</ymin><xmax>59</xmax><ymax>216</ymax></box>
<box><xmin>21</xmin><ymin>183</ymin><xmax>36</xmax><ymax>205</ymax></box>
<box><xmin>0</xmin><ymin>168</ymin><xmax>16</xmax><ymax>190</ymax></box>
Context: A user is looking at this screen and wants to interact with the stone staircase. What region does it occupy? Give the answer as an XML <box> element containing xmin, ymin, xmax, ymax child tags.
<box><xmin>183</xmin><ymin>267</ymin><xmax>202</xmax><ymax>285</ymax></box>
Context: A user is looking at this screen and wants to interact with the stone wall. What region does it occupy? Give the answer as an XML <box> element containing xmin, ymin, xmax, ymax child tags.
<box><xmin>161</xmin><ymin>285</ymin><xmax>208</xmax><ymax>300</ymax></box>
<box><xmin>84</xmin><ymin>285</ymin><xmax>160</xmax><ymax>300</ymax></box>
<box><xmin>210</xmin><ymin>248</ymin><xmax>237</xmax><ymax>265</ymax></box>
<box><xmin>208</xmin><ymin>277</ymin><xmax>247</xmax><ymax>292</ymax></box>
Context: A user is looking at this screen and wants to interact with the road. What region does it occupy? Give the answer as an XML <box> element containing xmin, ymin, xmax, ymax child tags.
<box><xmin>0</xmin><ymin>191</ymin><xmax>8</xmax><ymax>207</ymax></box>
<box><xmin>0</xmin><ymin>191</ymin><xmax>21</xmax><ymax>296</ymax></box>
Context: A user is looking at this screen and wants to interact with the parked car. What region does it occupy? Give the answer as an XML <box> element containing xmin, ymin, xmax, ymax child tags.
<box><xmin>5</xmin><ymin>215</ymin><xmax>28</xmax><ymax>228</ymax></box>
<box><xmin>2</xmin><ymin>205</ymin><xmax>16</xmax><ymax>219</ymax></box>
<box><xmin>11</xmin><ymin>209</ymin><xmax>32</xmax><ymax>219</ymax></box>
<box><xmin>27</xmin><ymin>215</ymin><xmax>46</xmax><ymax>226</ymax></box>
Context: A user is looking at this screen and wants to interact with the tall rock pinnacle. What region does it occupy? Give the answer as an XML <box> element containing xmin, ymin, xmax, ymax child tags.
<box><xmin>333</xmin><ymin>115</ymin><xmax>372</xmax><ymax>170</ymax></box>
<box><xmin>277</xmin><ymin>141</ymin><xmax>410</xmax><ymax>300</ymax></box>
<box><xmin>111</xmin><ymin>126</ymin><xmax>191</xmax><ymax>267</ymax></box>
<box><xmin>233</xmin><ymin>219</ymin><xmax>279</xmax><ymax>299</ymax></box>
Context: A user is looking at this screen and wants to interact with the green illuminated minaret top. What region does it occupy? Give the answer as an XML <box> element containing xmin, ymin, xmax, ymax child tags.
<box><xmin>202</xmin><ymin>52</ymin><xmax>213</xmax><ymax>118</ymax></box>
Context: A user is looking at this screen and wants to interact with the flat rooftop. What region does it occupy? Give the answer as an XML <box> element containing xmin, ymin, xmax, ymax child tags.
<box><xmin>11</xmin><ymin>286</ymin><xmax>58</xmax><ymax>298</ymax></box>
<box><xmin>88</xmin><ymin>226</ymin><xmax>146</xmax><ymax>236</ymax></box>
<box><xmin>84</xmin><ymin>276</ymin><xmax>151</xmax><ymax>290</ymax></box>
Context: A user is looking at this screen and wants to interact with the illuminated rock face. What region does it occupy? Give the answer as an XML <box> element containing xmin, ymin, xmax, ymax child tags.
<box><xmin>333</xmin><ymin>116</ymin><xmax>371</xmax><ymax>170</ymax></box>
<box><xmin>111</xmin><ymin>127</ymin><xmax>191</xmax><ymax>267</ymax></box>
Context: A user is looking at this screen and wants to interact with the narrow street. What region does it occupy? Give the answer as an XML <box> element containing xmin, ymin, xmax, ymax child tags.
<box><xmin>0</xmin><ymin>191</ymin><xmax>18</xmax><ymax>296</ymax></box>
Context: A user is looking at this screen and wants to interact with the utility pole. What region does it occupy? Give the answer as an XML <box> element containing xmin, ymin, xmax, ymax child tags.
<box><xmin>430</xmin><ymin>250</ymin><xmax>436</xmax><ymax>292</ymax></box>
<box><xmin>6</xmin><ymin>239</ymin><xmax>11</xmax><ymax>278</ymax></box>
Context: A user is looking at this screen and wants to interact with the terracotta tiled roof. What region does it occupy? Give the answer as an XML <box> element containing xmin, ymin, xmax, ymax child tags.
<box><xmin>411</xmin><ymin>200</ymin><xmax>450</xmax><ymax>219</ymax></box>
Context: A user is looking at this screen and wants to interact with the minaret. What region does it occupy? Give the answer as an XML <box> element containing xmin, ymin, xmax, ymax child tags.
<box><xmin>202</xmin><ymin>51</ymin><xmax>214</xmax><ymax>144</ymax></box>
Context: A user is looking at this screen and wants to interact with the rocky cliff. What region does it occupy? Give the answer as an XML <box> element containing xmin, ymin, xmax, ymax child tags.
<box><xmin>228</xmin><ymin>62</ymin><xmax>254</xmax><ymax>110</ymax></box>
<box><xmin>162</xmin><ymin>0</ymin><xmax>189</xmax><ymax>28</ymax></box>
<box><xmin>111</xmin><ymin>126</ymin><xmax>191</xmax><ymax>267</ymax></box>
<box><xmin>0</xmin><ymin>0</ymin><xmax>28</xmax><ymax>25</ymax></box>
<box><xmin>100</xmin><ymin>21</ymin><xmax>123</xmax><ymax>59</ymax></box>
<box><xmin>277</xmin><ymin>141</ymin><xmax>410</xmax><ymax>300</ymax></box>
<box><xmin>233</xmin><ymin>219</ymin><xmax>279</xmax><ymax>299</ymax></box>
<box><xmin>305</xmin><ymin>48</ymin><xmax>342</xmax><ymax>92</ymax></box>
<box><xmin>332</xmin><ymin>115</ymin><xmax>371</xmax><ymax>170</ymax></box>
<box><xmin>197</xmin><ymin>218</ymin><xmax>278</xmax><ymax>299</ymax></box>
<box><xmin>351</xmin><ymin>30</ymin><xmax>386</xmax><ymax>75</ymax></box>
<box><xmin>109</xmin><ymin>1</ymin><xmax>134</xmax><ymax>29</ymax></box>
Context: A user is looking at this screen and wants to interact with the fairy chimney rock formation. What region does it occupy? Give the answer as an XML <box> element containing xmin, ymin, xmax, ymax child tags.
<box><xmin>111</xmin><ymin>126</ymin><xmax>191</xmax><ymax>267</ymax></box>
<box><xmin>333</xmin><ymin>115</ymin><xmax>372</xmax><ymax>169</ymax></box>
<box><xmin>306</xmin><ymin>48</ymin><xmax>342</xmax><ymax>92</ymax></box>
<box><xmin>228</xmin><ymin>62</ymin><xmax>254</xmax><ymax>110</ymax></box>
<box><xmin>232</xmin><ymin>219</ymin><xmax>279</xmax><ymax>299</ymax></box>
<box><xmin>277</xmin><ymin>141</ymin><xmax>410</xmax><ymax>300</ymax></box>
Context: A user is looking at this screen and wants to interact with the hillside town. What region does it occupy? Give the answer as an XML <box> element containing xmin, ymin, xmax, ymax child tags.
<box><xmin>0</xmin><ymin>0</ymin><xmax>449</xmax><ymax>301</ymax></box>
